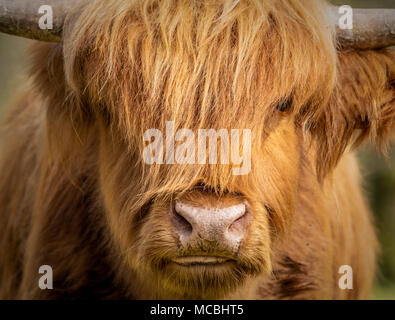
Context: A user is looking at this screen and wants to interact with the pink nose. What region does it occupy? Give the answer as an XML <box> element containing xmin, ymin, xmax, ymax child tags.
<box><xmin>171</xmin><ymin>200</ymin><xmax>250</xmax><ymax>250</ymax></box>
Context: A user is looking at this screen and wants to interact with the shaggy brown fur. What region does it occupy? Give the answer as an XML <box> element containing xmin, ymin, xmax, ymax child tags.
<box><xmin>0</xmin><ymin>0</ymin><xmax>394</xmax><ymax>299</ymax></box>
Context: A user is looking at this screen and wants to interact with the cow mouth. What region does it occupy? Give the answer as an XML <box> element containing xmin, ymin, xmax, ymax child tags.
<box><xmin>172</xmin><ymin>256</ymin><xmax>234</xmax><ymax>266</ymax></box>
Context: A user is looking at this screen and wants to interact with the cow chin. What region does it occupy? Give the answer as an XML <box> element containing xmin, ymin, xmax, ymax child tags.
<box><xmin>134</xmin><ymin>228</ymin><xmax>270</xmax><ymax>299</ymax></box>
<box><xmin>143</xmin><ymin>251</ymin><xmax>266</xmax><ymax>299</ymax></box>
<box><xmin>159</xmin><ymin>262</ymin><xmax>251</xmax><ymax>299</ymax></box>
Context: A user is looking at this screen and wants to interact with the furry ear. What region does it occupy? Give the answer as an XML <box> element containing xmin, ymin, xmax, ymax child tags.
<box><xmin>311</xmin><ymin>49</ymin><xmax>395</xmax><ymax>180</ymax></box>
<box><xmin>28</xmin><ymin>42</ymin><xmax>95</xmax><ymax>167</ymax></box>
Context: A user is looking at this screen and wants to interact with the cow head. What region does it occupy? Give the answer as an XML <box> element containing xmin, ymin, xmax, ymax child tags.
<box><xmin>1</xmin><ymin>0</ymin><xmax>394</xmax><ymax>299</ymax></box>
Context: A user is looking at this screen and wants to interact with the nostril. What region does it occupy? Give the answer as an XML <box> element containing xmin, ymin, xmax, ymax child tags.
<box><xmin>171</xmin><ymin>203</ymin><xmax>193</xmax><ymax>235</ymax></box>
<box><xmin>228</xmin><ymin>208</ymin><xmax>250</xmax><ymax>236</ymax></box>
<box><xmin>175</xmin><ymin>211</ymin><xmax>193</xmax><ymax>233</ymax></box>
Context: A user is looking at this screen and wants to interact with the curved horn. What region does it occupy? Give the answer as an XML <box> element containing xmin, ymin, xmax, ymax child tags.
<box><xmin>0</xmin><ymin>0</ymin><xmax>78</xmax><ymax>42</ymax></box>
<box><xmin>332</xmin><ymin>6</ymin><xmax>395</xmax><ymax>49</ymax></box>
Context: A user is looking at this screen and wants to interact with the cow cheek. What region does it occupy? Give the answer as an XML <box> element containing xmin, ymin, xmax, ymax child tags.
<box><xmin>245</xmin><ymin>123</ymin><xmax>300</xmax><ymax>238</ymax></box>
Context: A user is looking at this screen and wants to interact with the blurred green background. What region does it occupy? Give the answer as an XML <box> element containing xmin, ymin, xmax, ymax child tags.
<box><xmin>0</xmin><ymin>0</ymin><xmax>393</xmax><ymax>299</ymax></box>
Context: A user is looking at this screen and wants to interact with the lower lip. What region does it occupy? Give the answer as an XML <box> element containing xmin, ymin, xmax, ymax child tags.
<box><xmin>172</xmin><ymin>256</ymin><xmax>231</xmax><ymax>266</ymax></box>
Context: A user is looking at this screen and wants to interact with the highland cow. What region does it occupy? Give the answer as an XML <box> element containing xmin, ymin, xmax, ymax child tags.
<box><xmin>0</xmin><ymin>0</ymin><xmax>394</xmax><ymax>300</ymax></box>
